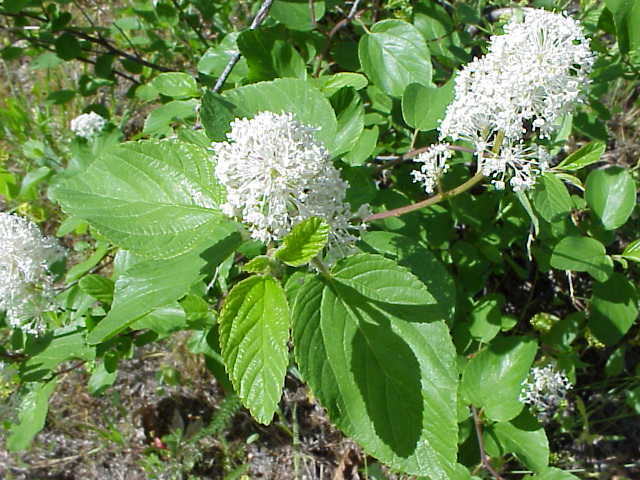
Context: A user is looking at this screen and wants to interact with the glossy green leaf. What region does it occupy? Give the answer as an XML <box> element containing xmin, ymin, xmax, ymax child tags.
<box><xmin>293</xmin><ymin>254</ymin><xmax>458</xmax><ymax>477</ymax></box>
<box><xmin>197</xmin><ymin>32</ymin><xmax>248</xmax><ymax>81</ymax></box>
<box><xmin>622</xmin><ymin>239</ymin><xmax>640</xmax><ymax>262</ymax></box>
<box><xmin>87</xmin><ymin>233</ymin><xmax>240</xmax><ymax>344</ymax></box>
<box><xmin>54</xmin><ymin>140</ymin><xmax>236</xmax><ymax>259</ymax></box>
<box><xmin>331</xmin><ymin>87</ymin><xmax>365</xmax><ymax>156</ymax></box>
<box><xmin>604</xmin><ymin>0</ymin><xmax>640</xmax><ymax>53</ymax></box>
<box><xmin>401</xmin><ymin>78</ymin><xmax>454</xmax><ymax>131</ymax></box>
<box><xmin>343</xmin><ymin>126</ymin><xmax>379</xmax><ymax>166</ymax></box>
<box><xmin>555</xmin><ymin>142</ymin><xmax>605</xmax><ymax>171</ymax></box>
<box><xmin>493</xmin><ymin>411</ymin><xmax>549</xmax><ymax>472</ymax></box>
<box><xmin>150</xmin><ymin>72</ymin><xmax>200</xmax><ymax>99</ymax></box>
<box><xmin>467</xmin><ymin>294</ymin><xmax>503</xmax><ymax>343</ymax></box>
<box><xmin>358</xmin><ymin>20</ymin><xmax>433</xmax><ymax>97</ymax></box>
<box><xmin>461</xmin><ymin>335</ymin><xmax>537</xmax><ymax>422</ymax></box>
<box><xmin>532</xmin><ymin>173</ymin><xmax>573</xmax><ymax>223</ymax></box>
<box><xmin>589</xmin><ymin>273</ymin><xmax>638</xmax><ymax>345</ymax></box>
<box><xmin>315</xmin><ymin>72</ymin><xmax>368</xmax><ymax>96</ymax></box>
<box><xmin>585</xmin><ymin>166</ymin><xmax>636</xmax><ymax>230</ymax></box>
<box><xmin>219</xmin><ymin>275</ymin><xmax>290</xmax><ymax>424</ymax></box>
<box><xmin>271</xmin><ymin>0</ymin><xmax>326</xmax><ymax>31</ymax></box>
<box><xmin>275</xmin><ymin>217</ymin><xmax>329</xmax><ymax>266</ymax></box>
<box><xmin>7</xmin><ymin>379</ymin><xmax>58</xmax><ymax>452</ymax></box>
<box><xmin>550</xmin><ymin>236</ymin><xmax>613</xmax><ymax>282</ymax></box>
<box><xmin>224</xmin><ymin>78</ymin><xmax>338</xmax><ymax>154</ymax></box>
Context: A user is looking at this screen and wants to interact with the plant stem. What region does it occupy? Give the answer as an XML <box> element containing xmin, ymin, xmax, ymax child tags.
<box><xmin>212</xmin><ymin>0</ymin><xmax>275</xmax><ymax>92</ymax></box>
<box><xmin>364</xmin><ymin>172</ymin><xmax>485</xmax><ymax>222</ymax></box>
<box><xmin>472</xmin><ymin>406</ymin><xmax>504</xmax><ymax>480</ymax></box>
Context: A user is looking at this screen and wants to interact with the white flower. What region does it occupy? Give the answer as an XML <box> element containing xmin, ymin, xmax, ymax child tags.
<box><xmin>70</xmin><ymin>112</ymin><xmax>106</xmax><ymax>139</ymax></box>
<box><xmin>212</xmin><ymin>112</ymin><xmax>365</xmax><ymax>257</ymax></box>
<box><xmin>520</xmin><ymin>364</ymin><xmax>573</xmax><ymax>422</ymax></box>
<box><xmin>411</xmin><ymin>144</ymin><xmax>452</xmax><ymax>194</ymax></box>
<box><xmin>438</xmin><ymin>8</ymin><xmax>594</xmax><ymax>190</ymax></box>
<box><xmin>0</xmin><ymin>213</ymin><xmax>60</xmax><ymax>335</ymax></box>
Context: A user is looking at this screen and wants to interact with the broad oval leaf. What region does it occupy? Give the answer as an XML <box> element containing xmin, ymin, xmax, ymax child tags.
<box><xmin>219</xmin><ymin>275</ymin><xmax>290</xmax><ymax>424</ymax></box>
<box><xmin>589</xmin><ymin>272</ymin><xmax>638</xmax><ymax>346</ymax></box>
<box><xmin>555</xmin><ymin>142</ymin><xmax>605</xmax><ymax>171</ymax></box>
<box><xmin>358</xmin><ymin>20</ymin><xmax>433</xmax><ymax>97</ymax></box>
<box><xmin>550</xmin><ymin>236</ymin><xmax>613</xmax><ymax>282</ymax></box>
<box><xmin>271</xmin><ymin>0</ymin><xmax>326</xmax><ymax>31</ymax></box>
<box><xmin>53</xmin><ymin>140</ymin><xmax>237</xmax><ymax>259</ymax></box>
<box><xmin>401</xmin><ymin>78</ymin><xmax>454</xmax><ymax>131</ymax></box>
<box><xmin>7</xmin><ymin>379</ymin><xmax>58</xmax><ymax>452</ymax></box>
<box><xmin>461</xmin><ymin>335</ymin><xmax>537</xmax><ymax>422</ymax></box>
<box><xmin>493</xmin><ymin>410</ymin><xmax>549</xmax><ymax>472</ymax></box>
<box><xmin>275</xmin><ymin>217</ymin><xmax>329</xmax><ymax>266</ymax></box>
<box><xmin>150</xmin><ymin>72</ymin><xmax>200</xmax><ymax>99</ymax></box>
<box><xmin>532</xmin><ymin>173</ymin><xmax>573</xmax><ymax>223</ymax></box>
<box><xmin>585</xmin><ymin>166</ymin><xmax>636</xmax><ymax>230</ymax></box>
<box><xmin>293</xmin><ymin>253</ymin><xmax>458</xmax><ymax>477</ymax></box>
<box><xmin>223</xmin><ymin>78</ymin><xmax>338</xmax><ymax>154</ymax></box>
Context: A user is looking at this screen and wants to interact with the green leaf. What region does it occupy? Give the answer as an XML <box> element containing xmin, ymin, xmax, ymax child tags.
<box><xmin>343</xmin><ymin>126</ymin><xmax>379</xmax><ymax>166</ymax></box>
<box><xmin>242</xmin><ymin>255</ymin><xmax>273</xmax><ymax>274</ymax></box>
<box><xmin>331</xmin><ymin>87</ymin><xmax>365</xmax><ymax>156</ymax></box>
<box><xmin>78</xmin><ymin>274</ymin><xmax>114</xmax><ymax>304</ymax></box>
<box><xmin>197</xmin><ymin>32</ymin><xmax>248</xmax><ymax>81</ymax></box>
<box><xmin>87</xmin><ymin>233</ymin><xmax>240</xmax><ymax>344</ymax></box>
<box><xmin>550</xmin><ymin>236</ymin><xmax>613</xmax><ymax>282</ymax></box>
<box><xmin>585</xmin><ymin>166</ymin><xmax>636</xmax><ymax>230</ymax></box>
<box><xmin>358</xmin><ymin>20</ymin><xmax>433</xmax><ymax>97</ymax></box>
<box><xmin>271</xmin><ymin>0</ymin><xmax>326</xmax><ymax>31</ymax></box>
<box><xmin>275</xmin><ymin>217</ymin><xmax>329</xmax><ymax>266</ymax></box>
<box><xmin>53</xmin><ymin>140</ymin><xmax>236</xmax><ymax>259</ymax></box>
<box><xmin>237</xmin><ymin>28</ymin><xmax>306</xmax><ymax>81</ymax></box>
<box><xmin>55</xmin><ymin>32</ymin><xmax>82</xmax><ymax>60</ymax></box>
<box><xmin>65</xmin><ymin>241</ymin><xmax>110</xmax><ymax>283</ymax></box>
<box><xmin>143</xmin><ymin>99</ymin><xmax>197</xmax><ymax>136</ymax></box>
<box><xmin>589</xmin><ymin>272</ymin><xmax>638</xmax><ymax>345</ymax></box>
<box><xmin>7</xmin><ymin>379</ymin><xmax>58</xmax><ymax>452</ymax></box>
<box><xmin>224</xmin><ymin>78</ymin><xmax>338</xmax><ymax>155</ymax></box>
<box><xmin>219</xmin><ymin>275</ymin><xmax>290</xmax><ymax>424</ymax></box>
<box><xmin>461</xmin><ymin>335</ymin><xmax>537</xmax><ymax>422</ymax></box>
<box><xmin>360</xmin><ymin>231</ymin><xmax>456</xmax><ymax>319</ymax></box>
<box><xmin>315</xmin><ymin>72</ymin><xmax>368</xmax><ymax>96</ymax></box>
<box><xmin>467</xmin><ymin>294</ymin><xmax>503</xmax><ymax>343</ymax></box>
<box><xmin>201</xmin><ymin>91</ymin><xmax>236</xmax><ymax>141</ymax></box>
<box><xmin>293</xmin><ymin>254</ymin><xmax>458</xmax><ymax>477</ymax></box>
<box><xmin>604</xmin><ymin>0</ymin><xmax>640</xmax><ymax>53</ymax></box>
<box><xmin>555</xmin><ymin>142</ymin><xmax>605</xmax><ymax>171</ymax></box>
<box><xmin>22</xmin><ymin>327</ymin><xmax>95</xmax><ymax>381</ymax></box>
<box><xmin>150</xmin><ymin>72</ymin><xmax>200</xmax><ymax>99</ymax></box>
<box><xmin>493</xmin><ymin>410</ymin><xmax>549</xmax><ymax>472</ymax></box>
<box><xmin>526</xmin><ymin>467</ymin><xmax>581</xmax><ymax>480</ymax></box>
<box><xmin>532</xmin><ymin>173</ymin><xmax>573</xmax><ymax>223</ymax></box>
<box><xmin>401</xmin><ymin>78</ymin><xmax>454</xmax><ymax>131</ymax></box>
<box><xmin>130</xmin><ymin>303</ymin><xmax>187</xmax><ymax>337</ymax></box>
<box><xmin>622</xmin><ymin>239</ymin><xmax>640</xmax><ymax>262</ymax></box>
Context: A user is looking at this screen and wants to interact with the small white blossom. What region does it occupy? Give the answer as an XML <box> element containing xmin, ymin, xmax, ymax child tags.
<box><xmin>520</xmin><ymin>364</ymin><xmax>573</xmax><ymax>422</ymax></box>
<box><xmin>213</xmin><ymin>112</ymin><xmax>366</xmax><ymax>257</ymax></box>
<box><xmin>411</xmin><ymin>144</ymin><xmax>452</xmax><ymax>194</ymax></box>
<box><xmin>438</xmin><ymin>8</ymin><xmax>594</xmax><ymax>190</ymax></box>
<box><xmin>0</xmin><ymin>213</ymin><xmax>60</xmax><ymax>335</ymax></box>
<box><xmin>70</xmin><ymin>112</ymin><xmax>106</xmax><ymax>139</ymax></box>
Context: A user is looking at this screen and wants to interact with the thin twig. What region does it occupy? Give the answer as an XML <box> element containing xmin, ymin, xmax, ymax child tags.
<box><xmin>472</xmin><ymin>406</ymin><xmax>505</xmax><ymax>480</ymax></box>
<box><xmin>365</xmin><ymin>172</ymin><xmax>485</xmax><ymax>222</ymax></box>
<box><xmin>212</xmin><ymin>0</ymin><xmax>275</xmax><ymax>93</ymax></box>
<box><xmin>373</xmin><ymin>144</ymin><xmax>474</xmax><ymax>172</ymax></box>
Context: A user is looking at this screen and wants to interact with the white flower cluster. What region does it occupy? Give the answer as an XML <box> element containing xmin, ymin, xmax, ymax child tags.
<box><xmin>213</xmin><ymin>111</ymin><xmax>366</xmax><ymax>257</ymax></box>
<box><xmin>520</xmin><ymin>365</ymin><xmax>573</xmax><ymax>422</ymax></box>
<box><xmin>411</xmin><ymin>144</ymin><xmax>452</xmax><ymax>194</ymax></box>
<box><xmin>70</xmin><ymin>112</ymin><xmax>106</xmax><ymax>139</ymax></box>
<box><xmin>414</xmin><ymin>8</ymin><xmax>594</xmax><ymax>193</ymax></box>
<box><xmin>0</xmin><ymin>213</ymin><xmax>60</xmax><ymax>335</ymax></box>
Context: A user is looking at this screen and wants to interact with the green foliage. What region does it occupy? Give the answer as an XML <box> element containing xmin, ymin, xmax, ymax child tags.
<box><xmin>275</xmin><ymin>217</ymin><xmax>329</xmax><ymax>266</ymax></box>
<box><xmin>218</xmin><ymin>275</ymin><xmax>290</xmax><ymax>424</ymax></box>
